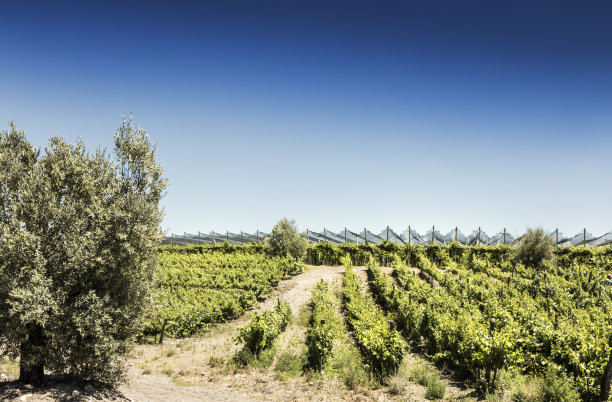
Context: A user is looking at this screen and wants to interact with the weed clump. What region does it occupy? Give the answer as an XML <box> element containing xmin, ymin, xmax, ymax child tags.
<box><xmin>409</xmin><ymin>360</ymin><xmax>445</xmax><ymax>400</ymax></box>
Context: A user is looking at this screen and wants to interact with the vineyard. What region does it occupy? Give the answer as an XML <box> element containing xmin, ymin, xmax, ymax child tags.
<box><xmin>136</xmin><ymin>243</ymin><xmax>612</xmax><ymax>401</ymax></box>
<box><xmin>142</xmin><ymin>247</ymin><xmax>304</xmax><ymax>337</ymax></box>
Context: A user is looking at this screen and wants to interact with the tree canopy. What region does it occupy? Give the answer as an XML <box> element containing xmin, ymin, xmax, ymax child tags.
<box><xmin>265</xmin><ymin>218</ymin><xmax>308</xmax><ymax>260</ymax></box>
<box><xmin>0</xmin><ymin>117</ymin><xmax>167</xmax><ymax>385</ymax></box>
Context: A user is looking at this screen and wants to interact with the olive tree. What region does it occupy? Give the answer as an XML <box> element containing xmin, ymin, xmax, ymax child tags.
<box><xmin>0</xmin><ymin>118</ymin><xmax>166</xmax><ymax>385</ymax></box>
<box><xmin>514</xmin><ymin>227</ymin><xmax>555</xmax><ymax>269</ymax></box>
<box><xmin>265</xmin><ymin>218</ymin><xmax>308</xmax><ymax>260</ymax></box>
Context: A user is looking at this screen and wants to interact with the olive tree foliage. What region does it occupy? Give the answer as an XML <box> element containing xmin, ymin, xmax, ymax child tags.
<box><xmin>513</xmin><ymin>227</ymin><xmax>555</xmax><ymax>269</ymax></box>
<box><xmin>0</xmin><ymin>118</ymin><xmax>167</xmax><ymax>385</ymax></box>
<box><xmin>265</xmin><ymin>218</ymin><xmax>308</xmax><ymax>260</ymax></box>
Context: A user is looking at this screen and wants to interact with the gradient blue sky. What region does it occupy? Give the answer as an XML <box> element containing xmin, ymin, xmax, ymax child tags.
<box><xmin>2</xmin><ymin>0</ymin><xmax>611</xmax><ymax>237</ymax></box>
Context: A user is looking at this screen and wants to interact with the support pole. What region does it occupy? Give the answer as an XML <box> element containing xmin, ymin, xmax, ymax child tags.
<box><xmin>432</xmin><ymin>225</ymin><xmax>435</xmax><ymax>244</ymax></box>
<box><xmin>408</xmin><ymin>225</ymin><xmax>411</xmax><ymax>246</ymax></box>
<box><xmin>345</xmin><ymin>227</ymin><xmax>347</xmax><ymax>243</ymax></box>
<box><xmin>212</xmin><ymin>231</ymin><xmax>215</xmax><ymax>244</ymax></box>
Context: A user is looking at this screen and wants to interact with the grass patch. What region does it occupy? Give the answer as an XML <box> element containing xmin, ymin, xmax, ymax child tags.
<box><xmin>274</xmin><ymin>350</ymin><xmax>306</xmax><ymax>380</ymax></box>
<box><xmin>0</xmin><ymin>358</ymin><xmax>19</xmax><ymax>378</ymax></box>
<box><xmin>209</xmin><ymin>356</ymin><xmax>225</xmax><ymax>368</ymax></box>
<box><xmin>296</xmin><ymin>304</ymin><xmax>311</xmax><ymax>327</ymax></box>
<box><xmin>166</xmin><ymin>348</ymin><xmax>177</xmax><ymax>357</ymax></box>
<box><xmin>487</xmin><ymin>368</ymin><xmax>579</xmax><ymax>402</ymax></box>
<box><xmin>138</xmin><ymin>363</ymin><xmax>152</xmax><ymax>375</ymax></box>
<box><xmin>161</xmin><ymin>365</ymin><xmax>174</xmax><ymax>376</ymax></box>
<box><xmin>171</xmin><ymin>378</ymin><xmax>192</xmax><ymax>386</ymax></box>
<box><xmin>408</xmin><ymin>359</ymin><xmax>445</xmax><ymax>400</ymax></box>
<box><xmin>178</xmin><ymin>340</ymin><xmax>195</xmax><ymax>352</ymax></box>
<box><xmin>329</xmin><ymin>343</ymin><xmax>371</xmax><ymax>391</ymax></box>
<box><xmin>386</xmin><ymin>373</ymin><xmax>408</xmax><ymax>396</ymax></box>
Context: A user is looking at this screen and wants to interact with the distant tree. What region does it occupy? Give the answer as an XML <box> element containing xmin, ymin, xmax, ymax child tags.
<box><xmin>265</xmin><ymin>218</ymin><xmax>308</xmax><ymax>260</ymax></box>
<box><xmin>0</xmin><ymin>117</ymin><xmax>167</xmax><ymax>385</ymax></box>
<box><xmin>513</xmin><ymin>227</ymin><xmax>555</xmax><ymax>269</ymax></box>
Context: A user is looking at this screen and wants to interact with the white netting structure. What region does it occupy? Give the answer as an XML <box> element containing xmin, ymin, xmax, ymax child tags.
<box><xmin>163</xmin><ymin>228</ymin><xmax>612</xmax><ymax>247</ymax></box>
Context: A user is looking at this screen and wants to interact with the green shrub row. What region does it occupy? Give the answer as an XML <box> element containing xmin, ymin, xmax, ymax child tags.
<box><xmin>306</xmin><ymin>280</ymin><xmax>342</xmax><ymax>370</ymax></box>
<box><xmin>341</xmin><ymin>255</ymin><xmax>404</xmax><ymax>378</ymax></box>
<box><xmin>237</xmin><ymin>301</ymin><xmax>292</xmax><ymax>356</ymax></box>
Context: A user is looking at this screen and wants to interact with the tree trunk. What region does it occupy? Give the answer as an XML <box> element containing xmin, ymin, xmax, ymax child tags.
<box><xmin>19</xmin><ymin>324</ymin><xmax>45</xmax><ymax>386</ymax></box>
<box><xmin>159</xmin><ymin>319</ymin><xmax>168</xmax><ymax>344</ymax></box>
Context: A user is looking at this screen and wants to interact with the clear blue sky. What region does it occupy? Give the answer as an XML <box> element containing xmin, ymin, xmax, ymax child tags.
<box><xmin>2</xmin><ymin>0</ymin><xmax>611</xmax><ymax>238</ymax></box>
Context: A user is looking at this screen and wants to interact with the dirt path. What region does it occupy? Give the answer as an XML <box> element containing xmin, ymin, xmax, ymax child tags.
<box><xmin>118</xmin><ymin>369</ymin><xmax>252</xmax><ymax>402</ymax></box>
<box><xmin>259</xmin><ymin>265</ymin><xmax>346</xmax><ymax>315</ymax></box>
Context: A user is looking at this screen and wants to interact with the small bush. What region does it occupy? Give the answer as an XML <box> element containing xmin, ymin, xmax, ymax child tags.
<box><xmin>209</xmin><ymin>356</ymin><xmax>224</xmax><ymax>368</ymax></box>
<box><xmin>488</xmin><ymin>368</ymin><xmax>578</xmax><ymax>402</ymax></box>
<box><xmin>538</xmin><ymin>366</ymin><xmax>580</xmax><ymax>402</ymax></box>
<box><xmin>330</xmin><ymin>344</ymin><xmax>370</xmax><ymax>390</ymax></box>
<box><xmin>231</xmin><ymin>347</ymin><xmax>256</xmax><ymax>368</ymax></box>
<box><xmin>274</xmin><ymin>350</ymin><xmax>306</xmax><ymax>380</ymax></box>
<box><xmin>514</xmin><ymin>227</ymin><xmax>555</xmax><ymax>269</ymax></box>
<box><xmin>409</xmin><ymin>361</ymin><xmax>445</xmax><ymax>400</ymax></box>
<box><xmin>231</xmin><ymin>345</ymin><xmax>277</xmax><ymax>369</ymax></box>
<box><xmin>425</xmin><ymin>378</ymin><xmax>445</xmax><ymax>400</ymax></box>
<box><xmin>386</xmin><ymin>374</ymin><xmax>408</xmax><ymax>395</ymax></box>
<box><xmin>251</xmin><ymin>346</ymin><xmax>277</xmax><ymax>369</ymax></box>
<box><xmin>266</xmin><ymin>218</ymin><xmax>308</xmax><ymax>260</ymax></box>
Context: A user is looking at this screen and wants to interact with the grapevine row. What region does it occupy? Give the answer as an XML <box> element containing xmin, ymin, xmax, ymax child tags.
<box><xmin>341</xmin><ymin>255</ymin><xmax>403</xmax><ymax>378</ymax></box>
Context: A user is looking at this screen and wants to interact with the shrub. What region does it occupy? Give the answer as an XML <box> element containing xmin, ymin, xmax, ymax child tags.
<box><xmin>514</xmin><ymin>227</ymin><xmax>555</xmax><ymax>269</ymax></box>
<box><xmin>274</xmin><ymin>350</ymin><xmax>306</xmax><ymax>380</ymax></box>
<box><xmin>330</xmin><ymin>344</ymin><xmax>370</xmax><ymax>390</ymax></box>
<box><xmin>386</xmin><ymin>373</ymin><xmax>408</xmax><ymax>395</ymax></box>
<box><xmin>538</xmin><ymin>366</ymin><xmax>580</xmax><ymax>402</ymax></box>
<box><xmin>266</xmin><ymin>218</ymin><xmax>308</xmax><ymax>260</ymax></box>
<box><xmin>409</xmin><ymin>361</ymin><xmax>445</xmax><ymax>400</ymax></box>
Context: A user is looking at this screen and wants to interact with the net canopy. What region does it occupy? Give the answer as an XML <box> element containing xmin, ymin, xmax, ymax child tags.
<box><xmin>163</xmin><ymin>228</ymin><xmax>611</xmax><ymax>247</ymax></box>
